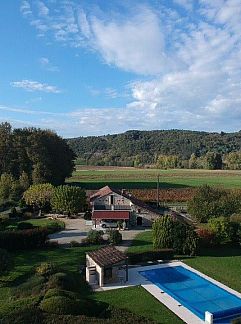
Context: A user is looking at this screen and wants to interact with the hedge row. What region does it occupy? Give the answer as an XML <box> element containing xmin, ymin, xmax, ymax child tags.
<box><xmin>0</xmin><ymin>228</ymin><xmax>49</xmax><ymax>250</ymax></box>
<box><xmin>127</xmin><ymin>249</ymin><xmax>174</xmax><ymax>264</ymax></box>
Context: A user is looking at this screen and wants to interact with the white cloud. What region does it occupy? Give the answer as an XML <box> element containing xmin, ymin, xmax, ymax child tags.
<box><xmin>39</xmin><ymin>57</ymin><xmax>59</xmax><ymax>72</ymax></box>
<box><xmin>20</xmin><ymin>0</ymin><xmax>32</xmax><ymax>17</ymax></box>
<box><xmin>10</xmin><ymin>80</ymin><xmax>61</xmax><ymax>93</ymax></box>
<box><xmin>17</xmin><ymin>1</ymin><xmax>241</xmax><ymax>135</ymax></box>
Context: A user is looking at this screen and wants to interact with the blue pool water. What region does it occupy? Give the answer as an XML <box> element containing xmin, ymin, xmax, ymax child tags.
<box><xmin>139</xmin><ymin>266</ymin><xmax>241</xmax><ymax>323</ymax></box>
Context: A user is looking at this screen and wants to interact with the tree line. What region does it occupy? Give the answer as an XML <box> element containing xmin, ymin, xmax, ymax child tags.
<box><xmin>67</xmin><ymin>129</ymin><xmax>241</xmax><ymax>169</ymax></box>
<box><xmin>0</xmin><ymin>122</ymin><xmax>75</xmax><ymax>207</ymax></box>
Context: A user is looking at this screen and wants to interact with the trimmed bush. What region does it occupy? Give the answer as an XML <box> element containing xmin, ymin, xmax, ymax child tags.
<box><xmin>47</xmin><ymin>272</ymin><xmax>75</xmax><ymax>291</ymax></box>
<box><xmin>0</xmin><ymin>248</ymin><xmax>10</xmax><ymax>273</ymax></box>
<box><xmin>87</xmin><ymin>230</ymin><xmax>104</xmax><ymax>245</ymax></box>
<box><xmin>13</xmin><ymin>275</ymin><xmax>45</xmax><ymax>298</ymax></box>
<box><xmin>40</xmin><ymin>295</ymin><xmax>82</xmax><ymax>315</ymax></box>
<box><xmin>108</xmin><ymin>229</ymin><xmax>122</xmax><ymax>245</ymax></box>
<box><xmin>127</xmin><ymin>249</ymin><xmax>174</xmax><ymax>264</ymax></box>
<box><xmin>153</xmin><ymin>215</ymin><xmax>174</xmax><ymax>249</ymax></box>
<box><xmin>36</xmin><ymin>262</ymin><xmax>57</xmax><ymax>277</ymax></box>
<box><xmin>17</xmin><ymin>222</ymin><xmax>34</xmax><ymax>230</ymax></box>
<box><xmin>44</xmin><ymin>288</ymin><xmax>77</xmax><ymax>300</ymax></box>
<box><xmin>0</xmin><ymin>228</ymin><xmax>49</xmax><ymax>250</ymax></box>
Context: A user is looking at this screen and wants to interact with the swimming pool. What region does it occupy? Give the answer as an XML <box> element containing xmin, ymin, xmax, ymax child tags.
<box><xmin>139</xmin><ymin>266</ymin><xmax>241</xmax><ymax>323</ymax></box>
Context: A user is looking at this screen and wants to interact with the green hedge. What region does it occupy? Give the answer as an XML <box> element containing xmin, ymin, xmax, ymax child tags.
<box><xmin>127</xmin><ymin>249</ymin><xmax>174</xmax><ymax>264</ymax></box>
<box><xmin>40</xmin><ymin>295</ymin><xmax>83</xmax><ymax>315</ymax></box>
<box><xmin>0</xmin><ymin>228</ymin><xmax>49</xmax><ymax>250</ymax></box>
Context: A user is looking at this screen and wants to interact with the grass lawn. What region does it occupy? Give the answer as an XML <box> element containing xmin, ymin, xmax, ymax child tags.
<box><xmin>17</xmin><ymin>218</ymin><xmax>65</xmax><ymax>229</ymax></box>
<box><xmin>94</xmin><ymin>286</ymin><xmax>183</xmax><ymax>324</ymax></box>
<box><xmin>67</xmin><ymin>167</ymin><xmax>241</xmax><ymax>189</ymax></box>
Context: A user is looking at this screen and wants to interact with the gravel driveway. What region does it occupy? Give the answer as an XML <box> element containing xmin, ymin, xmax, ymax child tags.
<box><xmin>49</xmin><ymin>218</ymin><xmax>151</xmax><ymax>251</ymax></box>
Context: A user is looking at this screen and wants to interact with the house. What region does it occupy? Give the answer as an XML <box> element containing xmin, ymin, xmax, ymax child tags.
<box><xmin>90</xmin><ymin>185</ymin><xmax>162</xmax><ymax>227</ymax></box>
<box><xmin>86</xmin><ymin>245</ymin><xmax>128</xmax><ymax>287</ymax></box>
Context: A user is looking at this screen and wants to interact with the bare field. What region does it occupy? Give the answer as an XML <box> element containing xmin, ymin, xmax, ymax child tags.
<box><xmin>68</xmin><ymin>167</ymin><xmax>241</xmax><ymax>190</ymax></box>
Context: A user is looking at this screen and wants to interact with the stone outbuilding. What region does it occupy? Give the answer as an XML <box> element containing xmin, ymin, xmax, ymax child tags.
<box><xmin>86</xmin><ymin>246</ymin><xmax>128</xmax><ymax>287</ymax></box>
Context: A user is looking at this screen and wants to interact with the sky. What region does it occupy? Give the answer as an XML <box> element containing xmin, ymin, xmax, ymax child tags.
<box><xmin>1</xmin><ymin>0</ymin><xmax>241</xmax><ymax>138</ymax></box>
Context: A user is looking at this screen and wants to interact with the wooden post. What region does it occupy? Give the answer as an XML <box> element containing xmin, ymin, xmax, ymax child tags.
<box><xmin>157</xmin><ymin>174</ymin><xmax>160</xmax><ymax>208</ymax></box>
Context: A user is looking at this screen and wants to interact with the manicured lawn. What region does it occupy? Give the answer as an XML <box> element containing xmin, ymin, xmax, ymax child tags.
<box><xmin>68</xmin><ymin>167</ymin><xmax>241</xmax><ymax>189</ymax></box>
<box><xmin>18</xmin><ymin>218</ymin><xmax>65</xmax><ymax>229</ymax></box>
<box><xmin>94</xmin><ymin>286</ymin><xmax>183</xmax><ymax>324</ymax></box>
<box><xmin>127</xmin><ymin>230</ymin><xmax>153</xmax><ymax>253</ymax></box>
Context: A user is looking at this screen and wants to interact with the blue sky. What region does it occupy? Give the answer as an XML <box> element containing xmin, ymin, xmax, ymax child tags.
<box><xmin>1</xmin><ymin>0</ymin><xmax>241</xmax><ymax>137</ymax></box>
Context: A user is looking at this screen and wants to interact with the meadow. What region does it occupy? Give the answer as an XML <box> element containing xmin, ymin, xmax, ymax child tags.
<box><xmin>68</xmin><ymin>166</ymin><xmax>241</xmax><ymax>190</ymax></box>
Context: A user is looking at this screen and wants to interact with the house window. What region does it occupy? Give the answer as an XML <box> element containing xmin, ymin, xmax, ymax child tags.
<box><xmin>110</xmin><ymin>195</ymin><xmax>114</xmax><ymax>205</ymax></box>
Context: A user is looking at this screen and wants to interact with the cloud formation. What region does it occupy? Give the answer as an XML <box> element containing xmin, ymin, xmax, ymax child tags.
<box><xmin>16</xmin><ymin>0</ymin><xmax>241</xmax><ymax>136</ymax></box>
<box><xmin>39</xmin><ymin>57</ymin><xmax>59</xmax><ymax>72</ymax></box>
<box><xmin>11</xmin><ymin>80</ymin><xmax>61</xmax><ymax>93</ymax></box>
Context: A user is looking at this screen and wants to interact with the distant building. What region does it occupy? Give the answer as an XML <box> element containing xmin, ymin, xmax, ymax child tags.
<box><xmin>90</xmin><ymin>185</ymin><xmax>161</xmax><ymax>227</ymax></box>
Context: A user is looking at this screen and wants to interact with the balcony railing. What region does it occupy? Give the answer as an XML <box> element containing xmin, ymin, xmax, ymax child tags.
<box><xmin>93</xmin><ymin>205</ymin><xmax>131</xmax><ymax>211</ymax></box>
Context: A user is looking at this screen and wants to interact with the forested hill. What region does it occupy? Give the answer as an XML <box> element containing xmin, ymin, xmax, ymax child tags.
<box><xmin>67</xmin><ymin>129</ymin><xmax>241</xmax><ymax>166</ymax></box>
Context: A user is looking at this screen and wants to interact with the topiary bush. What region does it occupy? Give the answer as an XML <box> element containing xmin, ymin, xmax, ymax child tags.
<box><xmin>208</xmin><ymin>216</ymin><xmax>240</xmax><ymax>244</ymax></box>
<box><xmin>17</xmin><ymin>222</ymin><xmax>34</xmax><ymax>230</ymax></box>
<box><xmin>44</xmin><ymin>288</ymin><xmax>77</xmax><ymax>300</ymax></box>
<box><xmin>40</xmin><ymin>295</ymin><xmax>82</xmax><ymax>315</ymax></box>
<box><xmin>13</xmin><ymin>275</ymin><xmax>45</xmax><ymax>298</ymax></box>
<box><xmin>0</xmin><ymin>248</ymin><xmax>10</xmax><ymax>273</ymax></box>
<box><xmin>47</xmin><ymin>272</ymin><xmax>75</xmax><ymax>291</ymax></box>
<box><xmin>36</xmin><ymin>262</ymin><xmax>57</xmax><ymax>278</ymax></box>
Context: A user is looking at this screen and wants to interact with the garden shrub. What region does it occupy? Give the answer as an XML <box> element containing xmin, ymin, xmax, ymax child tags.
<box><xmin>44</xmin><ymin>288</ymin><xmax>77</xmax><ymax>300</ymax></box>
<box><xmin>87</xmin><ymin>230</ymin><xmax>104</xmax><ymax>245</ymax></box>
<box><xmin>69</xmin><ymin>240</ymin><xmax>81</xmax><ymax>247</ymax></box>
<box><xmin>197</xmin><ymin>228</ymin><xmax>217</xmax><ymax>247</ymax></box>
<box><xmin>13</xmin><ymin>275</ymin><xmax>45</xmax><ymax>298</ymax></box>
<box><xmin>40</xmin><ymin>295</ymin><xmax>82</xmax><ymax>315</ymax></box>
<box><xmin>17</xmin><ymin>222</ymin><xmax>34</xmax><ymax>230</ymax></box>
<box><xmin>0</xmin><ymin>248</ymin><xmax>10</xmax><ymax>273</ymax></box>
<box><xmin>0</xmin><ymin>305</ymin><xmax>43</xmax><ymax>324</ymax></box>
<box><xmin>36</xmin><ymin>262</ymin><xmax>57</xmax><ymax>278</ymax></box>
<box><xmin>153</xmin><ymin>216</ymin><xmax>199</xmax><ymax>256</ymax></box>
<box><xmin>208</xmin><ymin>217</ymin><xmax>240</xmax><ymax>244</ymax></box>
<box><xmin>45</xmin><ymin>220</ymin><xmax>65</xmax><ymax>234</ymax></box>
<box><xmin>108</xmin><ymin>229</ymin><xmax>122</xmax><ymax>245</ymax></box>
<box><xmin>0</xmin><ymin>228</ymin><xmax>49</xmax><ymax>250</ymax></box>
<box><xmin>47</xmin><ymin>272</ymin><xmax>75</xmax><ymax>291</ymax></box>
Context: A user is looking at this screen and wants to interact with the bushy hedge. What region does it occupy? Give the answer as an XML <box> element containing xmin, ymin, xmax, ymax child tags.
<box><xmin>0</xmin><ymin>228</ymin><xmax>49</xmax><ymax>250</ymax></box>
<box><xmin>0</xmin><ymin>248</ymin><xmax>10</xmax><ymax>273</ymax></box>
<box><xmin>86</xmin><ymin>230</ymin><xmax>104</xmax><ymax>245</ymax></box>
<box><xmin>40</xmin><ymin>295</ymin><xmax>83</xmax><ymax>315</ymax></box>
<box><xmin>47</xmin><ymin>272</ymin><xmax>76</xmax><ymax>291</ymax></box>
<box><xmin>197</xmin><ymin>228</ymin><xmax>217</xmax><ymax>247</ymax></box>
<box><xmin>36</xmin><ymin>262</ymin><xmax>57</xmax><ymax>278</ymax></box>
<box><xmin>208</xmin><ymin>217</ymin><xmax>240</xmax><ymax>244</ymax></box>
<box><xmin>127</xmin><ymin>249</ymin><xmax>174</xmax><ymax>264</ymax></box>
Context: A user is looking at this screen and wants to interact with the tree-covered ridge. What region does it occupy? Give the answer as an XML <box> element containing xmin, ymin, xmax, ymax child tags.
<box><xmin>67</xmin><ymin>129</ymin><xmax>241</xmax><ymax>167</ymax></box>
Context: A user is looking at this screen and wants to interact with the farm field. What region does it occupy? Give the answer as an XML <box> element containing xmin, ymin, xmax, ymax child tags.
<box><xmin>67</xmin><ymin>166</ymin><xmax>241</xmax><ymax>190</ymax></box>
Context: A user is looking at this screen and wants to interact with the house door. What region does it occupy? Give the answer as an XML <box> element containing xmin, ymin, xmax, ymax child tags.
<box><xmin>137</xmin><ymin>216</ymin><xmax>142</xmax><ymax>226</ymax></box>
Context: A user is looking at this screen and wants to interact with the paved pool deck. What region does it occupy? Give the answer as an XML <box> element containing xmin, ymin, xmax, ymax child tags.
<box><xmin>95</xmin><ymin>261</ymin><xmax>241</xmax><ymax>324</ymax></box>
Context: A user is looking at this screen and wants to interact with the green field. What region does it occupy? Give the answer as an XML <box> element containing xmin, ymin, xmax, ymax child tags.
<box><xmin>67</xmin><ymin>166</ymin><xmax>241</xmax><ymax>189</ymax></box>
